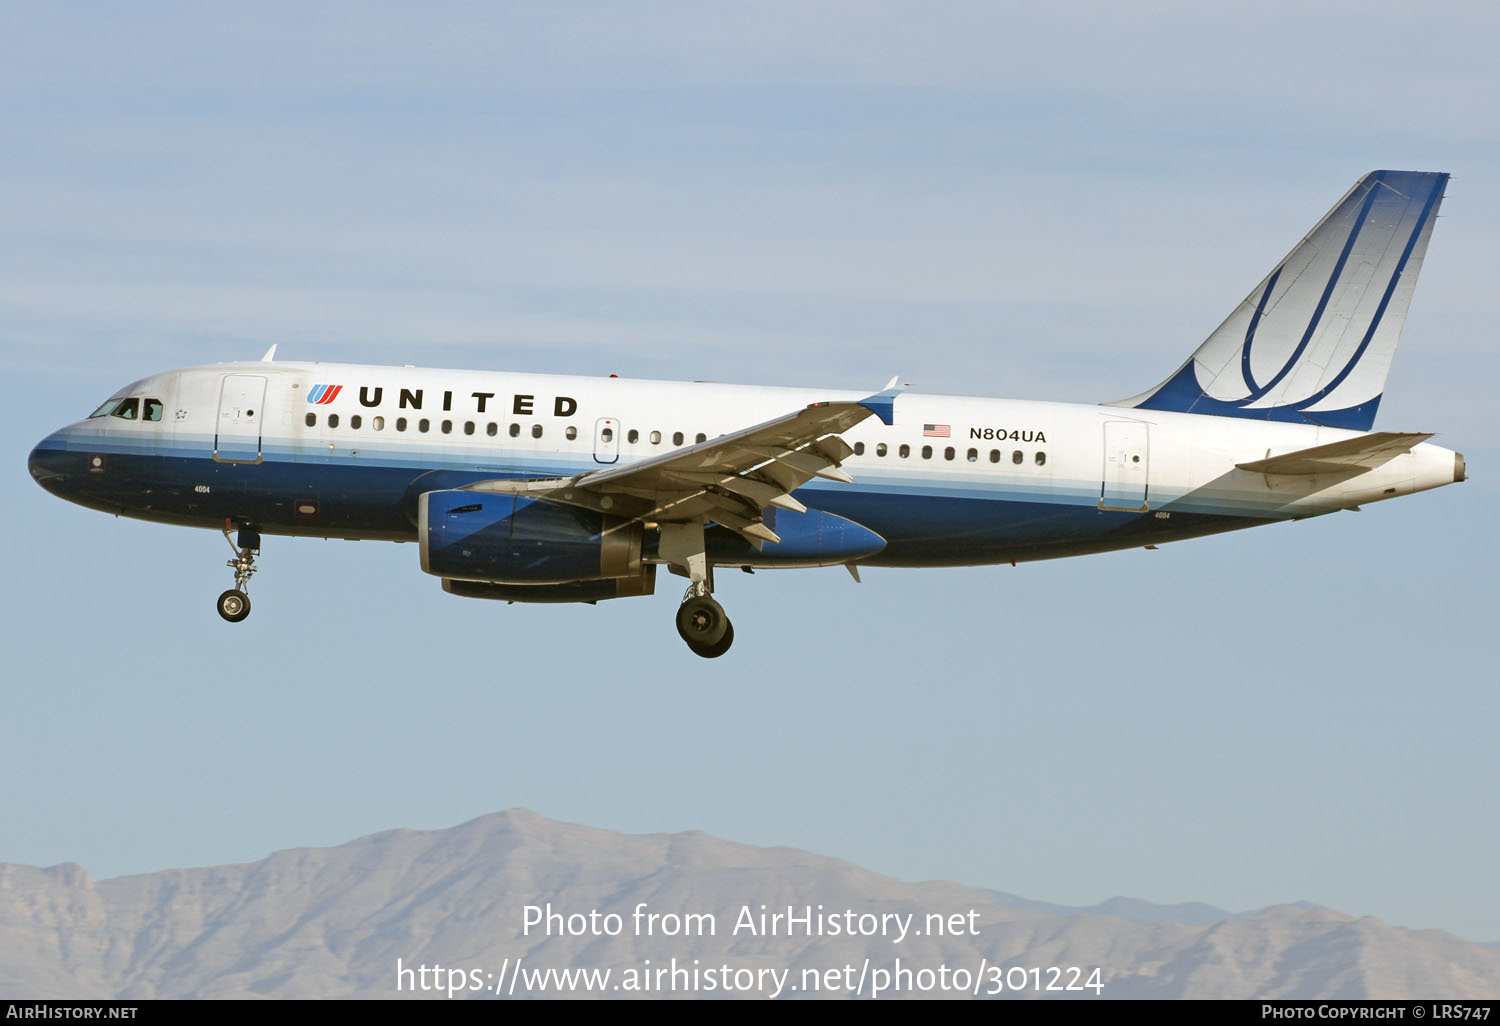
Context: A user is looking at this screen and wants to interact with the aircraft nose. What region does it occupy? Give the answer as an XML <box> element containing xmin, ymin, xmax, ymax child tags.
<box><xmin>27</xmin><ymin>432</ymin><xmax>73</xmax><ymax>495</ymax></box>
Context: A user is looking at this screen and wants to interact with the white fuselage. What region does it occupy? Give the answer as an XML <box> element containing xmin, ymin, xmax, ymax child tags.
<box><xmin>30</xmin><ymin>360</ymin><xmax>1462</xmax><ymax>569</ymax></box>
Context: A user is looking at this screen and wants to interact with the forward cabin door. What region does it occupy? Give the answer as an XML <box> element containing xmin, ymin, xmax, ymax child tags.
<box><xmin>215</xmin><ymin>374</ymin><xmax>267</xmax><ymax>463</ymax></box>
<box><xmin>1100</xmin><ymin>420</ymin><xmax>1149</xmax><ymax>511</ymax></box>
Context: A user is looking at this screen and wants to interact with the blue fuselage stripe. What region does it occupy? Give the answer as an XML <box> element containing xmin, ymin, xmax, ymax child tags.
<box><xmin>28</xmin><ymin>431</ymin><xmax>1269</xmax><ymax>567</ymax></box>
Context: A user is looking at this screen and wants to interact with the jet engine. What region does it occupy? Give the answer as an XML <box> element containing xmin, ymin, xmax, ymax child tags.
<box><xmin>419</xmin><ymin>490</ymin><xmax>643</xmax><ymax>585</ymax></box>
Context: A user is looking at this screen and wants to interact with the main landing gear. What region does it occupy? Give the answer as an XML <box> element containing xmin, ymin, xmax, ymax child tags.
<box><xmin>660</xmin><ymin>521</ymin><xmax>734</xmax><ymax>658</ymax></box>
<box><xmin>676</xmin><ymin>584</ymin><xmax>734</xmax><ymax>659</ymax></box>
<box><xmin>217</xmin><ymin>524</ymin><xmax>260</xmax><ymax>623</ymax></box>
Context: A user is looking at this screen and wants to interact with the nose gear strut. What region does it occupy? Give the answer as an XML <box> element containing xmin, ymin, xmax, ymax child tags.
<box><xmin>217</xmin><ymin>523</ymin><xmax>260</xmax><ymax>623</ymax></box>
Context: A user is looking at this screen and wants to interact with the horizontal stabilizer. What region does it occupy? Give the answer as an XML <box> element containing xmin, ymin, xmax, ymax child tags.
<box><xmin>1236</xmin><ymin>431</ymin><xmax>1432</xmax><ymax>475</ymax></box>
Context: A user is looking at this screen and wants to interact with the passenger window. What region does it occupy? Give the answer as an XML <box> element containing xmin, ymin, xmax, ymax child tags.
<box><xmin>111</xmin><ymin>398</ymin><xmax>140</xmax><ymax>420</ymax></box>
<box><xmin>990</xmin><ymin>449</ymin><xmax>1000</xmax><ymax>463</ymax></box>
<box><xmin>463</xmin><ymin>421</ymin><xmax>475</xmax><ymax>435</ymax></box>
<box><xmin>144</xmin><ymin>399</ymin><xmax>164</xmax><ymax>422</ymax></box>
<box><xmin>441</xmin><ymin>420</ymin><xmax>452</xmax><ymax>434</ymax></box>
<box><xmin>897</xmin><ymin>444</ymin><xmax>909</xmax><ymax>458</ymax></box>
<box><xmin>922</xmin><ymin>445</ymin><xmax>932</xmax><ymax>459</ymax></box>
<box><xmin>695</xmin><ymin>433</ymin><xmax>707</xmax><ymax>443</ymax></box>
<box><xmin>967</xmin><ymin>448</ymin><xmax>978</xmax><ymax>462</ymax></box>
<box><xmin>673</xmin><ymin>431</ymin><xmax>684</xmax><ymax>446</ymax></box>
<box><xmin>396</xmin><ymin>417</ymin><xmax>407</xmax><ymax>431</ymax></box>
<box><xmin>627</xmin><ymin>429</ymin><xmax>639</xmax><ymax>443</ymax></box>
<box><xmin>854</xmin><ymin>441</ymin><xmax>865</xmax><ymax>455</ymax></box>
<box><xmin>351</xmin><ymin>415</ymin><xmax>362</xmax><ymax>430</ymax></box>
<box><xmin>305</xmin><ymin>412</ymin><xmax>316</xmax><ymax>427</ymax></box>
<box><xmin>566</xmin><ymin>426</ymin><xmax>578</xmax><ymax>440</ymax></box>
<box><xmin>509</xmin><ymin>423</ymin><xmax>520</xmax><ymax>437</ymax></box>
<box><xmin>328</xmin><ymin>413</ymin><xmax>339</xmax><ymax>428</ymax></box>
<box><xmin>876</xmin><ymin>443</ymin><xmax>888</xmax><ymax>457</ymax></box>
<box><xmin>601</xmin><ymin>428</ymin><xmax>614</xmax><ymax>443</ymax></box>
<box><xmin>487</xmin><ymin>423</ymin><xmax>497</xmax><ymax>437</ymax></box>
<box><xmin>532</xmin><ymin>424</ymin><xmax>543</xmax><ymax>438</ymax></box>
<box><xmin>650</xmin><ymin>430</ymin><xmax>661</xmax><ymax>445</ymax></box>
<box><xmin>944</xmin><ymin>446</ymin><xmax>955</xmax><ymax>460</ymax></box>
<box><xmin>1012</xmin><ymin>450</ymin><xmax>1023</xmax><ymax>464</ymax></box>
<box><xmin>1035</xmin><ymin>451</ymin><xmax>1046</xmax><ymax>466</ymax></box>
<box><xmin>373</xmin><ymin>416</ymin><xmax>384</xmax><ymax>430</ymax></box>
<box><xmin>418</xmin><ymin>418</ymin><xmax>429</xmax><ymax>432</ymax></box>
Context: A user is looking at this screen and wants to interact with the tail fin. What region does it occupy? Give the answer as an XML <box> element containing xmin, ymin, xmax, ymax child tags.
<box><xmin>1109</xmin><ymin>170</ymin><xmax>1449</xmax><ymax>430</ymax></box>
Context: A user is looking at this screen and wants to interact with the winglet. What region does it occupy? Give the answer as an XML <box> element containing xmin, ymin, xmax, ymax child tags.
<box><xmin>857</xmin><ymin>377</ymin><xmax>906</xmax><ymax>426</ymax></box>
<box><xmin>260</xmin><ymin>344</ymin><xmax>278</xmax><ymax>362</ymax></box>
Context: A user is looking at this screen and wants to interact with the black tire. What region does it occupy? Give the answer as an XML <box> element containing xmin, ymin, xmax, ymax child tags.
<box><xmin>217</xmin><ymin>589</ymin><xmax>251</xmax><ymax>623</ymax></box>
<box><xmin>691</xmin><ymin>620</ymin><xmax>734</xmax><ymax>659</ymax></box>
<box><xmin>676</xmin><ymin>596</ymin><xmax>728</xmax><ymax>647</ymax></box>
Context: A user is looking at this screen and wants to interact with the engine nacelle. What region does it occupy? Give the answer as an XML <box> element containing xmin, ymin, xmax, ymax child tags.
<box><xmin>419</xmin><ymin>490</ymin><xmax>642</xmax><ymax>584</ymax></box>
<box><xmin>442</xmin><ymin>566</ymin><xmax>656</xmax><ymax>604</ymax></box>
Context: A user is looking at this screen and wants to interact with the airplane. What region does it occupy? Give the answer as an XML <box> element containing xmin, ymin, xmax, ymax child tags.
<box><xmin>27</xmin><ymin>170</ymin><xmax>1465</xmax><ymax>658</ymax></box>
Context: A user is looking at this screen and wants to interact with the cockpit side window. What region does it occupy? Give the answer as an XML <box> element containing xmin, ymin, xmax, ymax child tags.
<box><xmin>143</xmin><ymin>398</ymin><xmax>164</xmax><ymax>422</ymax></box>
<box><xmin>110</xmin><ymin>398</ymin><xmax>140</xmax><ymax>420</ymax></box>
<box><xmin>89</xmin><ymin>399</ymin><xmax>122</xmax><ymax>419</ymax></box>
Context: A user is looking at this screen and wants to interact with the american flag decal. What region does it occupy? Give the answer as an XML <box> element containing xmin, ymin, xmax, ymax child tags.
<box><xmin>923</xmin><ymin>424</ymin><xmax>951</xmax><ymax>438</ymax></box>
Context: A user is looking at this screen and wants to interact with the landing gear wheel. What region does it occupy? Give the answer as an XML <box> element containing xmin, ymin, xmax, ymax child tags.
<box><xmin>693</xmin><ymin>620</ymin><xmax>734</xmax><ymax>659</ymax></box>
<box><xmin>676</xmin><ymin>595</ymin><xmax>729</xmax><ymax>649</ymax></box>
<box><xmin>217</xmin><ymin>589</ymin><xmax>251</xmax><ymax>623</ymax></box>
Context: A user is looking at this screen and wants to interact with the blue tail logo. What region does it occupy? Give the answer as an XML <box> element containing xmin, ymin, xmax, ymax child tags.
<box><xmin>1111</xmin><ymin>170</ymin><xmax>1448</xmax><ymax>431</ymax></box>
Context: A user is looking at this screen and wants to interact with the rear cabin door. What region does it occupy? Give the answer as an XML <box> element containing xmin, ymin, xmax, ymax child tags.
<box><xmin>215</xmin><ymin>374</ymin><xmax>267</xmax><ymax>463</ymax></box>
<box><xmin>1100</xmin><ymin>420</ymin><xmax>1149</xmax><ymax>511</ymax></box>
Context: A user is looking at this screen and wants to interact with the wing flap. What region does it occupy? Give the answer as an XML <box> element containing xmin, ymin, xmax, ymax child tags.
<box><xmin>666</xmin><ymin>471</ymin><xmax>808</xmax><ymax>513</ymax></box>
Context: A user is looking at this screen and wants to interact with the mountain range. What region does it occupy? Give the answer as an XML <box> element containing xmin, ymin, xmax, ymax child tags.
<box><xmin>2</xmin><ymin>809</ymin><xmax>1495</xmax><ymax>999</ymax></box>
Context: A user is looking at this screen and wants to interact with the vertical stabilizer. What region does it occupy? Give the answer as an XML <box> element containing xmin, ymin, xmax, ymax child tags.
<box><xmin>1109</xmin><ymin>170</ymin><xmax>1448</xmax><ymax>430</ymax></box>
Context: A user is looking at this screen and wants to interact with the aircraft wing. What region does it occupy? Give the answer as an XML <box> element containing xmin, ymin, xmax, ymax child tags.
<box><xmin>463</xmin><ymin>380</ymin><xmax>903</xmax><ymax>545</ymax></box>
<box><xmin>1236</xmin><ymin>431</ymin><xmax>1433</xmax><ymax>476</ymax></box>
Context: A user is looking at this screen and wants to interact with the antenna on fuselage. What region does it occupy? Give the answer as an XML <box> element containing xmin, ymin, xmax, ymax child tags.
<box><xmin>260</xmin><ymin>344</ymin><xmax>277</xmax><ymax>362</ymax></box>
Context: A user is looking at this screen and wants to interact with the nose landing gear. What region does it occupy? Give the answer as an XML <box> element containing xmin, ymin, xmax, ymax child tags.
<box><xmin>218</xmin><ymin>524</ymin><xmax>260</xmax><ymax>623</ymax></box>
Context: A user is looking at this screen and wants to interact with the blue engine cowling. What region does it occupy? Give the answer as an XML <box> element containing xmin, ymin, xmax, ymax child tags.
<box><xmin>420</xmin><ymin>490</ymin><xmax>643</xmax><ymax>584</ymax></box>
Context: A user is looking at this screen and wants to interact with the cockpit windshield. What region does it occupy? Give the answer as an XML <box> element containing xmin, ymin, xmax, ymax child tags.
<box><xmin>88</xmin><ymin>396</ymin><xmax>163</xmax><ymax>421</ymax></box>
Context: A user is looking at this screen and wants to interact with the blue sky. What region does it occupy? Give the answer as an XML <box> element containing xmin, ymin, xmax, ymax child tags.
<box><xmin>3</xmin><ymin>3</ymin><xmax>1498</xmax><ymax>944</ymax></box>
